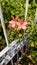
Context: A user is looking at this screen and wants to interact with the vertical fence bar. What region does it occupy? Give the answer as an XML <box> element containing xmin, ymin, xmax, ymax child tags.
<box><xmin>11</xmin><ymin>59</ymin><xmax>13</xmax><ymax>65</ymax></box>
<box><xmin>34</xmin><ymin>8</ymin><xmax>37</xmax><ymax>23</ymax></box>
<box><xmin>0</xmin><ymin>4</ymin><xmax>9</xmax><ymax>46</ymax></box>
<box><xmin>25</xmin><ymin>0</ymin><xmax>29</xmax><ymax>20</ymax></box>
<box><xmin>17</xmin><ymin>51</ymin><xmax>19</xmax><ymax>65</ymax></box>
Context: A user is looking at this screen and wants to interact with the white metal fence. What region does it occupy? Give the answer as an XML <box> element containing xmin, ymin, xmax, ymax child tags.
<box><xmin>0</xmin><ymin>0</ymin><xmax>37</xmax><ymax>65</ymax></box>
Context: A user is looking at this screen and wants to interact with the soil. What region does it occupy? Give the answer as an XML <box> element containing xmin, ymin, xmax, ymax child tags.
<box><xmin>7</xmin><ymin>56</ymin><xmax>33</xmax><ymax>65</ymax></box>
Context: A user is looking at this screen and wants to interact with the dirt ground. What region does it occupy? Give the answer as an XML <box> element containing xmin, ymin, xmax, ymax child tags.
<box><xmin>7</xmin><ymin>56</ymin><xmax>33</xmax><ymax>65</ymax></box>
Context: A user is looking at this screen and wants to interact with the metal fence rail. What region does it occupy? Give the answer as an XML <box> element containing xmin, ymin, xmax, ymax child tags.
<box><xmin>0</xmin><ymin>37</ymin><xmax>30</xmax><ymax>65</ymax></box>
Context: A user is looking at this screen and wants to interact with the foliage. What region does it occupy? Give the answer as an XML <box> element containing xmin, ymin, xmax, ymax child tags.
<box><xmin>0</xmin><ymin>0</ymin><xmax>37</xmax><ymax>63</ymax></box>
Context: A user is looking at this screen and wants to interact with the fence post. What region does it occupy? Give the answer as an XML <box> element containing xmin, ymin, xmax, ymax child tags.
<box><xmin>0</xmin><ymin>4</ymin><xmax>9</xmax><ymax>46</ymax></box>
<box><xmin>25</xmin><ymin>0</ymin><xmax>29</xmax><ymax>20</ymax></box>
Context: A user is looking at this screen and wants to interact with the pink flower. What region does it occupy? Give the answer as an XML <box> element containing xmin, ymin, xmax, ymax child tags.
<box><xmin>11</xmin><ymin>16</ymin><xmax>18</xmax><ymax>21</ymax></box>
<box><xmin>9</xmin><ymin>20</ymin><xmax>16</xmax><ymax>28</ymax></box>
<box><xmin>7</xmin><ymin>16</ymin><xmax>27</xmax><ymax>30</ymax></box>
<box><xmin>7</xmin><ymin>20</ymin><xmax>16</xmax><ymax>28</ymax></box>
<box><xmin>17</xmin><ymin>19</ymin><xmax>27</xmax><ymax>30</ymax></box>
<box><xmin>8</xmin><ymin>16</ymin><xmax>18</xmax><ymax>28</ymax></box>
